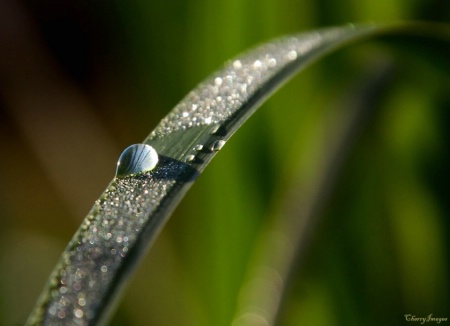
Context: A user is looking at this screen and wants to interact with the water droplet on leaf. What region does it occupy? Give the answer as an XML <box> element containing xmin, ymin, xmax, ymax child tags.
<box><xmin>210</xmin><ymin>125</ymin><xmax>220</xmax><ymax>135</ymax></box>
<box><xmin>185</xmin><ymin>155</ymin><xmax>196</xmax><ymax>163</ymax></box>
<box><xmin>211</xmin><ymin>140</ymin><xmax>226</xmax><ymax>151</ymax></box>
<box><xmin>253</xmin><ymin>60</ymin><xmax>262</xmax><ymax>68</ymax></box>
<box><xmin>193</xmin><ymin>144</ymin><xmax>203</xmax><ymax>151</ymax></box>
<box><xmin>116</xmin><ymin>144</ymin><xmax>158</xmax><ymax>178</ymax></box>
<box><xmin>287</xmin><ymin>50</ymin><xmax>297</xmax><ymax>60</ymax></box>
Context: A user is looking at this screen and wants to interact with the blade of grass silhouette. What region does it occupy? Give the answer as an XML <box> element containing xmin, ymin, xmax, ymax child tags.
<box><xmin>231</xmin><ymin>60</ymin><xmax>395</xmax><ymax>326</ymax></box>
<box><xmin>26</xmin><ymin>23</ymin><xmax>449</xmax><ymax>325</ymax></box>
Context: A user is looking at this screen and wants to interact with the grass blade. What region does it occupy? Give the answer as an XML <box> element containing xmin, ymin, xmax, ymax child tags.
<box><xmin>26</xmin><ymin>23</ymin><xmax>449</xmax><ymax>325</ymax></box>
<box><xmin>232</xmin><ymin>60</ymin><xmax>396</xmax><ymax>325</ymax></box>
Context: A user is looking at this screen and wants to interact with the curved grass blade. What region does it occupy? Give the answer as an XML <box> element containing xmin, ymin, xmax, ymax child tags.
<box><xmin>232</xmin><ymin>61</ymin><xmax>396</xmax><ymax>325</ymax></box>
<box><xmin>26</xmin><ymin>23</ymin><xmax>449</xmax><ymax>325</ymax></box>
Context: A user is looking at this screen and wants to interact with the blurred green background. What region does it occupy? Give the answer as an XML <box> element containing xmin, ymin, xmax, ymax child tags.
<box><xmin>0</xmin><ymin>0</ymin><xmax>448</xmax><ymax>325</ymax></box>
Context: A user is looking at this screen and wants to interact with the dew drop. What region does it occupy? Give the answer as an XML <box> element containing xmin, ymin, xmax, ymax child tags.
<box><xmin>211</xmin><ymin>140</ymin><xmax>226</xmax><ymax>151</ymax></box>
<box><xmin>74</xmin><ymin>309</ymin><xmax>84</xmax><ymax>318</ymax></box>
<box><xmin>253</xmin><ymin>60</ymin><xmax>262</xmax><ymax>68</ymax></box>
<box><xmin>268</xmin><ymin>58</ymin><xmax>277</xmax><ymax>67</ymax></box>
<box><xmin>116</xmin><ymin>144</ymin><xmax>158</xmax><ymax>178</ymax></box>
<box><xmin>287</xmin><ymin>50</ymin><xmax>297</xmax><ymax>60</ymax></box>
<box><xmin>185</xmin><ymin>154</ymin><xmax>196</xmax><ymax>163</ymax></box>
<box><xmin>210</xmin><ymin>125</ymin><xmax>220</xmax><ymax>135</ymax></box>
<box><xmin>233</xmin><ymin>60</ymin><xmax>242</xmax><ymax>69</ymax></box>
<box><xmin>193</xmin><ymin>144</ymin><xmax>203</xmax><ymax>151</ymax></box>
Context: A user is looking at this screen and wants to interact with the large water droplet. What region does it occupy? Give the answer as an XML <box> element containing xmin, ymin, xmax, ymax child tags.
<box><xmin>116</xmin><ymin>144</ymin><xmax>158</xmax><ymax>178</ymax></box>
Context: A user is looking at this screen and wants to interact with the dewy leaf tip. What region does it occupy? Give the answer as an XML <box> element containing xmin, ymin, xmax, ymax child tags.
<box><xmin>26</xmin><ymin>22</ymin><xmax>448</xmax><ymax>325</ymax></box>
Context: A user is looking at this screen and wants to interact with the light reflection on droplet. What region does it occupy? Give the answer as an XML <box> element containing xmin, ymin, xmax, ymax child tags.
<box><xmin>287</xmin><ymin>50</ymin><xmax>297</xmax><ymax>60</ymax></box>
<box><xmin>185</xmin><ymin>155</ymin><xmax>196</xmax><ymax>163</ymax></box>
<box><xmin>74</xmin><ymin>309</ymin><xmax>84</xmax><ymax>318</ymax></box>
<box><xmin>211</xmin><ymin>140</ymin><xmax>226</xmax><ymax>151</ymax></box>
<box><xmin>116</xmin><ymin>144</ymin><xmax>158</xmax><ymax>178</ymax></box>
<box><xmin>253</xmin><ymin>60</ymin><xmax>262</xmax><ymax>68</ymax></box>
<box><xmin>193</xmin><ymin>144</ymin><xmax>203</xmax><ymax>151</ymax></box>
<box><xmin>210</xmin><ymin>125</ymin><xmax>221</xmax><ymax>135</ymax></box>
